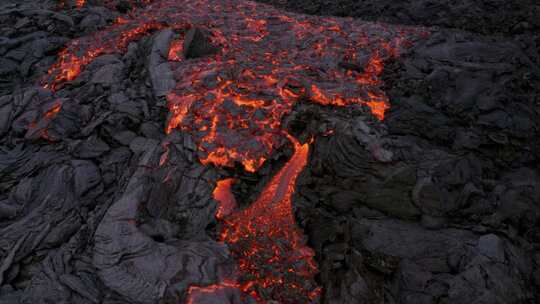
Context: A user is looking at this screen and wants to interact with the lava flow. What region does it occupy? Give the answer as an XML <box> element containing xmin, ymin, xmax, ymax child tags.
<box><xmin>43</xmin><ymin>20</ymin><xmax>168</xmax><ymax>90</ymax></box>
<box><xmin>42</xmin><ymin>0</ymin><xmax>426</xmax><ymax>302</ymax></box>
<box><xmin>216</xmin><ymin>135</ymin><xmax>319</xmax><ymax>303</ymax></box>
<box><xmin>44</xmin><ymin>0</ymin><xmax>424</xmax><ymax>172</ymax></box>
<box><xmin>213</xmin><ymin>178</ymin><xmax>238</xmax><ymax>220</ymax></box>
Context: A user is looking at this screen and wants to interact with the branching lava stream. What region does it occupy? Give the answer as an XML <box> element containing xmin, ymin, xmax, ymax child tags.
<box><xmin>42</xmin><ymin>0</ymin><xmax>426</xmax><ymax>302</ymax></box>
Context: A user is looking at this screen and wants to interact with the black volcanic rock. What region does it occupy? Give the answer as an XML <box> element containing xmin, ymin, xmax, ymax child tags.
<box><xmin>148</xmin><ymin>29</ymin><xmax>176</xmax><ymax>98</ymax></box>
<box><xmin>182</xmin><ymin>27</ymin><xmax>219</xmax><ymax>59</ymax></box>
<box><xmin>255</xmin><ymin>0</ymin><xmax>540</xmax><ymax>37</ymax></box>
<box><xmin>0</xmin><ymin>0</ymin><xmax>539</xmax><ymax>303</ymax></box>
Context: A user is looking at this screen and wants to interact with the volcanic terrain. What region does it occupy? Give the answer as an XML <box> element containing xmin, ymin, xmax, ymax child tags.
<box><xmin>0</xmin><ymin>0</ymin><xmax>538</xmax><ymax>304</ymax></box>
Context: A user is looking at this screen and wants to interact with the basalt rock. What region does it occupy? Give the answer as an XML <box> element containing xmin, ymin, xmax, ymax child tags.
<box><xmin>182</xmin><ymin>27</ymin><xmax>219</xmax><ymax>60</ymax></box>
<box><xmin>0</xmin><ymin>0</ymin><xmax>539</xmax><ymax>303</ymax></box>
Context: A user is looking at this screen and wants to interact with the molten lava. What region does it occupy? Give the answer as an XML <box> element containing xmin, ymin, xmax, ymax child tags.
<box><xmin>44</xmin><ymin>0</ymin><xmax>423</xmax><ymax>171</ymax></box>
<box><xmin>168</xmin><ymin>39</ymin><xmax>184</xmax><ymax>62</ymax></box>
<box><xmin>44</xmin><ymin>21</ymin><xmax>166</xmax><ymax>90</ymax></box>
<box><xmin>213</xmin><ymin>178</ymin><xmax>238</xmax><ymax>220</ymax></box>
<box><xmin>185</xmin><ymin>279</ymin><xmax>240</xmax><ymax>304</ymax></box>
<box><xmin>214</xmin><ymin>135</ymin><xmax>319</xmax><ymax>303</ymax></box>
<box><xmin>43</xmin><ymin>0</ymin><xmax>427</xmax><ymax>302</ymax></box>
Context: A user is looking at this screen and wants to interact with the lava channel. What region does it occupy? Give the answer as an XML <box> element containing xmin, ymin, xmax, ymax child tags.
<box><xmin>199</xmin><ymin>134</ymin><xmax>319</xmax><ymax>303</ymax></box>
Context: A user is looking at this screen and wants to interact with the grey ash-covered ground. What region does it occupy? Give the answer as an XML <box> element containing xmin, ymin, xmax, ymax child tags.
<box><xmin>1</xmin><ymin>0</ymin><xmax>539</xmax><ymax>304</ymax></box>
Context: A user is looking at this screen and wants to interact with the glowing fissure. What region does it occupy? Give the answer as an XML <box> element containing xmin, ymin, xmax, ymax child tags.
<box><xmin>42</xmin><ymin>0</ymin><xmax>426</xmax><ymax>302</ymax></box>
<box><xmin>27</xmin><ymin>100</ymin><xmax>63</xmax><ymax>140</ymax></box>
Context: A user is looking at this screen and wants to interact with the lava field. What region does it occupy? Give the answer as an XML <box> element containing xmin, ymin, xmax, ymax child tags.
<box><xmin>0</xmin><ymin>0</ymin><xmax>539</xmax><ymax>304</ymax></box>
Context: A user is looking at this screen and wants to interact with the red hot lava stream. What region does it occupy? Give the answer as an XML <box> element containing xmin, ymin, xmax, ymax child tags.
<box><xmin>212</xmin><ymin>135</ymin><xmax>317</xmax><ymax>303</ymax></box>
<box><xmin>42</xmin><ymin>0</ymin><xmax>427</xmax><ymax>302</ymax></box>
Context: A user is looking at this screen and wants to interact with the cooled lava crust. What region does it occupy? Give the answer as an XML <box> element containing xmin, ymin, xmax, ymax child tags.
<box><xmin>42</xmin><ymin>0</ymin><xmax>427</xmax><ymax>302</ymax></box>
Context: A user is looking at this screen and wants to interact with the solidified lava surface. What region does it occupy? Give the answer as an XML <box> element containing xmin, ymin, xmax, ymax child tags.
<box><xmin>41</xmin><ymin>0</ymin><xmax>426</xmax><ymax>302</ymax></box>
<box><xmin>44</xmin><ymin>0</ymin><xmax>425</xmax><ymax>172</ymax></box>
<box><xmin>2</xmin><ymin>0</ymin><xmax>540</xmax><ymax>304</ymax></box>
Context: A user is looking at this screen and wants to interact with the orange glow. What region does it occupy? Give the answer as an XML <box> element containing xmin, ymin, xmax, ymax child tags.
<box><xmin>185</xmin><ymin>279</ymin><xmax>239</xmax><ymax>304</ymax></box>
<box><xmin>116</xmin><ymin>17</ymin><xmax>130</xmax><ymax>25</ymax></box>
<box><xmin>43</xmin><ymin>46</ymin><xmax>103</xmax><ymax>90</ymax></box>
<box><xmin>42</xmin><ymin>0</ymin><xmax>427</xmax><ymax>301</ymax></box>
<box><xmin>366</xmin><ymin>101</ymin><xmax>389</xmax><ymax>120</ymax></box>
<box><xmin>165</xmin><ymin>92</ymin><xmax>197</xmax><ymax>133</ymax></box>
<box><xmin>168</xmin><ymin>39</ymin><xmax>184</xmax><ymax>61</ymax></box>
<box><xmin>27</xmin><ymin>100</ymin><xmax>62</xmax><ymax>140</ymax></box>
<box><xmin>366</xmin><ymin>91</ymin><xmax>390</xmax><ymax>120</ymax></box>
<box><xmin>43</xmin><ymin>0</ymin><xmax>418</xmax><ymax>165</ymax></box>
<box><xmin>217</xmin><ymin>135</ymin><xmax>320</xmax><ymax>302</ymax></box>
<box><xmin>44</xmin><ymin>103</ymin><xmax>61</xmax><ymax>119</ymax></box>
<box><xmin>44</xmin><ymin>21</ymin><xmax>165</xmax><ymax>91</ymax></box>
<box><xmin>213</xmin><ymin>178</ymin><xmax>237</xmax><ymax>219</ymax></box>
<box><xmin>58</xmin><ymin>0</ymin><xmax>86</xmax><ymax>9</ymax></box>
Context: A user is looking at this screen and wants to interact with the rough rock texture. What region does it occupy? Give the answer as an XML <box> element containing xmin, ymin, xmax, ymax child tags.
<box><xmin>0</xmin><ymin>1</ymin><xmax>121</xmax><ymax>96</ymax></box>
<box><xmin>288</xmin><ymin>9</ymin><xmax>540</xmax><ymax>304</ymax></box>
<box><xmin>255</xmin><ymin>0</ymin><xmax>540</xmax><ymax>37</ymax></box>
<box><xmin>1</xmin><ymin>0</ymin><xmax>539</xmax><ymax>304</ymax></box>
<box><xmin>182</xmin><ymin>27</ymin><xmax>219</xmax><ymax>60</ymax></box>
<box><xmin>0</xmin><ymin>2</ymin><xmax>234</xmax><ymax>300</ymax></box>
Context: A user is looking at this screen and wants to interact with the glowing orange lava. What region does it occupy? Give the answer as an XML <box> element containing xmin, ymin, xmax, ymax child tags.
<box><xmin>168</xmin><ymin>39</ymin><xmax>184</xmax><ymax>62</ymax></box>
<box><xmin>44</xmin><ymin>103</ymin><xmax>62</xmax><ymax>119</ymax></box>
<box><xmin>215</xmin><ymin>135</ymin><xmax>320</xmax><ymax>303</ymax></box>
<box><xmin>213</xmin><ymin>178</ymin><xmax>237</xmax><ymax>220</ymax></box>
<box><xmin>42</xmin><ymin>0</ymin><xmax>427</xmax><ymax>302</ymax></box>
<box><xmin>44</xmin><ymin>21</ymin><xmax>166</xmax><ymax>91</ymax></box>
<box><xmin>185</xmin><ymin>279</ymin><xmax>239</xmax><ymax>304</ymax></box>
<box><xmin>44</xmin><ymin>0</ymin><xmax>423</xmax><ymax>170</ymax></box>
<box><xmin>27</xmin><ymin>100</ymin><xmax>63</xmax><ymax>140</ymax></box>
<box><xmin>58</xmin><ymin>0</ymin><xmax>86</xmax><ymax>9</ymax></box>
